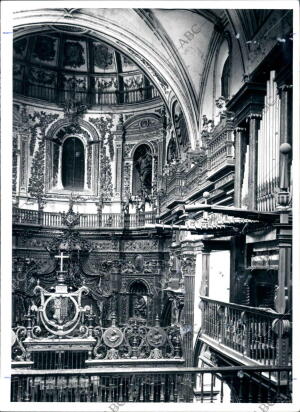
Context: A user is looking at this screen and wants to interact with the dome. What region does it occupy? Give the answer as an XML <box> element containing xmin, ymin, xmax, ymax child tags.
<box><xmin>13</xmin><ymin>28</ymin><xmax>160</xmax><ymax>107</ymax></box>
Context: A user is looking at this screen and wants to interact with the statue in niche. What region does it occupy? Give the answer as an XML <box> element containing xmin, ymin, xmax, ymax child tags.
<box><xmin>167</xmin><ymin>133</ymin><xmax>178</xmax><ymax>163</ymax></box>
<box><xmin>133</xmin><ymin>292</ymin><xmax>147</xmax><ymax>318</ymax></box>
<box><xmin>133</xmin><ymin>145</ymin><xmax>152</xmax><ymax>194</ymax></box>
<box><xmin>171</xmin><ymin>299</ymin><xmax>180</xmax><ymax>325</ymax></box>
<box><xmin>173</xmin><ymin>101</ymin><xmax>189</xmax><ymax>149</ymax></box>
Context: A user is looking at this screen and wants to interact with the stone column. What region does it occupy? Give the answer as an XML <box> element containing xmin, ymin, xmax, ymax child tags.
<box><xmin>247</xmin><ymin>114</ymin><xmax>261</xmax><ymax>210</ymax></box>
<box><xmin>234</xmin><ymin>127</ymin><xmax>246</xmax><ymax>208</ymax></box>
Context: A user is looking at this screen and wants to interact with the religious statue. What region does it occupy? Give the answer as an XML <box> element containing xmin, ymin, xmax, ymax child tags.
<box><xmin>135</xmin><ymin>150</ymin><xmax>152</xmax><ymax>193</ymax></box>
<box><xmin>173</xmin><ymin>102</ymin><xmax>189</xmax><ymax>148</ymax></box>
<box><xmin>133</xmin><ymin>293</ymin><xmax>147</xmax><ymax>318</ymax></box>
<box><xmin>171</xmin><ymin>297</ymin><xmax>181</xmax><ymax>325</ymax></box>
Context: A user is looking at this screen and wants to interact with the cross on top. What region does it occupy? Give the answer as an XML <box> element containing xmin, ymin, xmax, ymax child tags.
<box><xmin>55</xmin><ymin>251</ymin><xmax>69</xmax><ymax>272</ymax></box>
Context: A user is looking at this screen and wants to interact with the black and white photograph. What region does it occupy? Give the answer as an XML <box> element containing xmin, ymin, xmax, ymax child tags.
<box><xmin>0</xmin><ymin>1</ymin><xmax>299</xmax><ymax>411</ymax></box>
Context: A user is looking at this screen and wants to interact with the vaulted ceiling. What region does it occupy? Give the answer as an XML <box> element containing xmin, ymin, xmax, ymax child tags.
<box><xmin>12</xmin><ymin>7</ymin><xmax>291</xmax><ymax>148</ymax></box>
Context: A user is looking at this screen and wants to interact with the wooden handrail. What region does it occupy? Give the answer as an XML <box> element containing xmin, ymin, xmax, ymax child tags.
<box><xmin>200</xmin><ymin>296</ymin><xmax>288</xmax><ymax>318</ymax></box>
<box><xmin>11</xmin><ymin>365</ymin><xmax>292</xmax><ymax>375</ymax></box>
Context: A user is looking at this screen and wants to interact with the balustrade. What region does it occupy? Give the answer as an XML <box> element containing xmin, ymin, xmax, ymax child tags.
<box><xmin>43</xmin><ymin>211</ymin><xmax>62</xmax><ymax>227</ymax></box>
<box><xmin>10</xmin><ymin>365</ymin><xmax>292</xmax><ymax>403</ymax></box>
<box><xmin>14</xmin><ymin>79</ymin><xmax>159</xmax><ymax>106</ymax></box>
<box><xmin>200</xmin><ymin>297</ymin><xmax>291</xmax><ymax>366</ymax></box>
<box><xmin>207</xmin><ymin>130</ymin><xmax>234</xmax><ymax>176</ymax></box>
<box><xmin>13</xmin><ymin>208</ymin><xmax>154</xmax><ymax>229</ymax></box>
<box><xmin>13</xmin><ymin>208</ymin><xmax>39</xmax><ymax>224</ymax></box>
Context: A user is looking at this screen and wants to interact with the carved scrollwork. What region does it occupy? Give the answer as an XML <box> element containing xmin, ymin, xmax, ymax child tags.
<box><xmin>12</xmin><ymin>326</ymin><xmax>28</xmax><ymax>361</ymax></box>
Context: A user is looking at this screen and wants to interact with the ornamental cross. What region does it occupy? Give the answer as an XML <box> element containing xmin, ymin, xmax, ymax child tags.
<box><xmin>55</xmin><ymin>251</ymin><xmax>69</xmax><ymax>272</ymax></box>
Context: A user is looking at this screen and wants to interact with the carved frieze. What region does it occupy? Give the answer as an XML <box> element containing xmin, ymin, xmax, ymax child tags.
<box><xmin>93</xmin><ymin>240</ymin><xmax>119</xmax><ymax>251</ymax></box>
<box><xmin>124</xmin><ymin>239</ymin><xmax>159</xmax><ymax>251</ymax></box>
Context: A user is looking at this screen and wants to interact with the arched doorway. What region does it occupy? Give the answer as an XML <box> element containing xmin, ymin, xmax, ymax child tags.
<box><xmin>62</xmin><ymin>137</ymin><xmax>85</xmax><ymax>190</ymax></box>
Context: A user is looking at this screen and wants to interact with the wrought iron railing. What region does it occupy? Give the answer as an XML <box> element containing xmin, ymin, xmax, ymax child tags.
<box><xmin>12</xmin><ymin>208</ymin><xmax>156</xmax><ymax>229</ymax></box>
<box><xmin>200</xmin><ymin>297</ymin><xmax>291</xmax><ymax>366</ymax></box>
<box><xmin>10</xmin><ymin>365</ymin><xmax>292</xmax><ymax>402</ymax></box>
<box><xmin>14</xmin><ymin>79</ymin><xmax>160</xmax><ymax>106</ymax></box>
<box><xmin>12</xmin><ymin>313</ymin><xmax>182</xmax><ymax>364</ymax></box>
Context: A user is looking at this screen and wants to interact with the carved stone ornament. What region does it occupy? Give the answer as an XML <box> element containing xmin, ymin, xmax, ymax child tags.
<box><xmin>61</xmin><ymin>208</ymin><xmax>80</xmax><ymax>228</ymax></box>
<box><xmin>146</xmin><ymin>327</ymin><xmax>167</xmax><ymax>347</ymax></box>
<box><xmin>103</xmin><ymin>327</ymin><xmax>124</xmax><ymax>348</ymax></box>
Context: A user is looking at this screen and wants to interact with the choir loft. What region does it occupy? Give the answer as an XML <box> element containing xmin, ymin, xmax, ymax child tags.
<box><xmin>8</xmin><ymin>5</ymin><xmax>295</xmax><ymax>406</ymax></box>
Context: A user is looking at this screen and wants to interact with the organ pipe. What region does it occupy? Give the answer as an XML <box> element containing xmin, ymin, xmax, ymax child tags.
<box><xmin>257</xmin><ymin>71</ymin><xmax>280</xmax><ymax>211</ymax></box>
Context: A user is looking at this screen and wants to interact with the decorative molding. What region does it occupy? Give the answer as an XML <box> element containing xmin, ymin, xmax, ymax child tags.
<box><xmin>89</xmin><ymin>116</ymin><xmax>114</xmax><ymax>160</ymax></box>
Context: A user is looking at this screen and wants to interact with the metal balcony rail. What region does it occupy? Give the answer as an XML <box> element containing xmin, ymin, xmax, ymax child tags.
<box><xmin>10</xmin><ymin>365</ymin><xmax>292</xmax><ymax>403</ymax></box>
<box><xmin>13</xmin><ymin>79</ymin><xmax>160</xmax><ymax>105</ymax></box>
<box><xmin>200</xmin><ymin>297</ymin><xmax>291</xmax><ymax>366</ymax></box>
<box><xmin>12</xmin><ymin>208</ymin><xmax>156</xmax><ymax>229</ymax></box>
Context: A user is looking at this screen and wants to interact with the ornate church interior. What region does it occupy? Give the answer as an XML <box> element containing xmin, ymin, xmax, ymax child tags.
<box><xmin>10</xmin><ymin>6</ymin><xmax>294</xmax><ymax>405</ymax></box>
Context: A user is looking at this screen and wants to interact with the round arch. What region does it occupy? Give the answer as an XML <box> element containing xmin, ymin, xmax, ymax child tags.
<box><xmin>127</xmin><ymin>278</ymin><xmax>152</xmax><ymax>295</ymax></box>
<box><xmin>12</xmin><ymin>9</ymin><xmax>198</xmax><ymax>149</ymax></box>
<box><xmin>46</xmin><ymin>118</ymin><xmax>101</xmax><ymax>143</ymax></box>
<box><xmin>45</xmin><ymin>119</ymin><xmax>100</xmax><ymax>193</ymax></box>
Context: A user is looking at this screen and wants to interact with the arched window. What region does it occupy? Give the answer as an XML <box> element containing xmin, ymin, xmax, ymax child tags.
<box><xmin>221</xmin><ymin>57</ymin><xmax>230</xmax><ymax>98</ymax></box>
<box><xmin>62</xmin><ymin>137</ymin><xmax>85</xmax><ymax>190</ymax></box>
<box><xmin>132</xmin><ymin>144</ymin><xmax>152</xmax><ymax>195</ymax></box>
<box><xmin>129</xmin><ymin>280</ymin><xmax>148</xmax><ymax>319</ymax></box>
